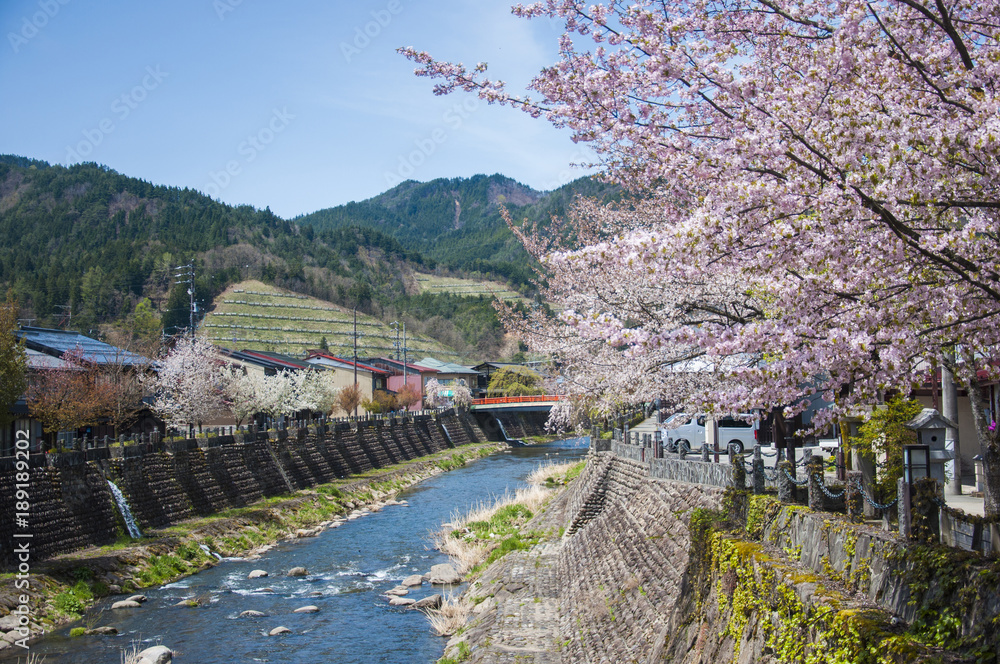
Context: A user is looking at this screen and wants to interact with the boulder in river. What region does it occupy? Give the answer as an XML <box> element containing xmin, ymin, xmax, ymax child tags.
<box><xmin>239</xmin><ymin>610</ymin><xmax>267</xmax><ymax>618</ymax></box>
<box><xmin>111</xmin><ymin>600</ymin><xmax>142</xmax><ymax>609</ymax></box>
<box><xmin>412</xmin><ymin>594</ymin><xmax>443</xmax><ymax>610</ymax></box>
<box><xmin>293</xmin><ymin>605</ymin><xmax>319</xmax><ymax>613</ymax></box>
<box><xmin>427</xmin><ymin>564</ymin><xmax>462</xmax><ymax>585</ymax></box>
<box><xmin>84</xmin><ymin>626</ymin><xmax>118</xmax><ymax>635</ymax></box>
<box><xmin>269</xmin><ymin>626</ymin><xmax>292</xmax><ymax>636</ymax></box>
<box><xmin>388</xmin><ymin>597</ymin><xmax>416</xmax><ymax>607</ymax></box>
<box><xmin>287</xmin><ymin>566</ymin><xmax>308</xmax><ymax>577</ymax></box>
<box><xmin>401</xmin><ymin>574</ymin><xmax>424</xmax><ymax>587</ymax></box>
<box><xmin>126</xmin><ymin>594</ymin><xmax>147</xmax><ymax>603</ymax></box>
<box><xmin>384</xmin><ymin>585</ymin><xmax>409</xmax><ymax>596</ymax></box>
<box><xmin>136</xmin><ymin>645</ymin><xmax>173</xmax><ymax>664</ymax></box>
<box><xmin>248</xmin><ymin>569</ymin><xmax>269</xmax><ymax>579</ymax></box>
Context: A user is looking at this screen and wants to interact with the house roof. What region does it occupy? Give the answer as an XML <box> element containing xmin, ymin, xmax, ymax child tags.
<box><xmin>417</xmin><ymin>357</ymin><xmax>479</xmax><ymax>375</ymax></box>
<box><xmin>238</xmin><ymin>349</ymin><xmax>314</xmax><ymax>370</ymax></box>
<box><xmin>25</xmin><ymin>347</ymin><xmax>81</xmax><ymax>370</ymax></box>
<box><xmin>16</xmin><ymin>326</ymin><xmax>150</xmax><ymax>367</ymax></box>
<box><xmin>304</xmin><ymin>351</ymin><xmax>388</xmax><ymax>375</ymax></box>
<box><xmin>216</xmin><ymin>348</ymin><xmax>314</xmax><ymax>372</ymax></box>
<box><xmin>360</xmin><ymin>357</ymin><xmax>439</xmax><ymax>375</ymax></box>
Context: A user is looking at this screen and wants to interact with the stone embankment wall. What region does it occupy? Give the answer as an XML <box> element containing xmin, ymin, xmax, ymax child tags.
<box><xmin>0</xmin><ymin>411</ymin><xmax>483</xmax><ymax>566</ymax></box>
<box><xmin>454</xmin><ymin>452</ymin><xmax>725</xmax><ymax>662</ymax></box>
<box><xmin>455</xmin><ymin>443</ymin><xmax>996</xmax><ymax>662</ymax></box>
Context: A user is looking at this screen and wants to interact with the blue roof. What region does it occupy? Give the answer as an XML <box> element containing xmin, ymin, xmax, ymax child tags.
<box><xmin>16</xmin><ymin>327</ymin><xmax>150</xmax><ymax>366</ymax></box>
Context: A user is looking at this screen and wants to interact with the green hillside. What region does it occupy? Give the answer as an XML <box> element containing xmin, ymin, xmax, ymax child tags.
<box><xmin>0</xmin><ymin>155</ymin><xmax>420</xmax><ymax>333</ymax></box>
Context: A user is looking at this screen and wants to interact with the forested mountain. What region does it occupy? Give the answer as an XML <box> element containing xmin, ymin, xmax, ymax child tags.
<box><xmin>0</xmin><ymin>155</ymin><xmax>419</xmax><ymax>334</ymax></box>
<box><xmin>0</xmin><ymin>156</ymin><xmax>610</xmax><ymax>356</ymax></box>
<box><xmin>294</xmin><ymin>174</ymin><xmax>618</xmax><ymax>289</ymax></box>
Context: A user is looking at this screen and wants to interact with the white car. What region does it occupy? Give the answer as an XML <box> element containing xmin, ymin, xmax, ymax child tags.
<box><xmin>660</xmin><ymin>413</ymin><xmax>758</xmax><ymax>454</ymax></box>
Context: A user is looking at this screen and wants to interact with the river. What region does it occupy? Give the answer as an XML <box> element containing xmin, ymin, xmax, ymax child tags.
<box><xmin>14</xmin><ymin>438</ymin><xmax>588</xmax><ymax>663</ymax></box>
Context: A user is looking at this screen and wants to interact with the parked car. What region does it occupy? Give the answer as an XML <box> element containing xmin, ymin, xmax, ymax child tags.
<box><xmin>660</xmin><ymin>413</ymin><xmax>758</xmax><ymax>454</ymax></box>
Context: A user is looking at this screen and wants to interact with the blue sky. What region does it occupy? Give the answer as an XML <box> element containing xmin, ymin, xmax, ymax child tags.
<box><xmin>0</xmin><ymin>0</ymin><xmax>593</xmax><ymax>218</ymax></box>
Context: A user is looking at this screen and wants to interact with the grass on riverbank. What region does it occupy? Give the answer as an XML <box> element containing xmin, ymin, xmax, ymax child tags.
<box><xmin>423</xmin><ymin>458</ymin><xmax>587</xmax><ymax>637</ymax></box>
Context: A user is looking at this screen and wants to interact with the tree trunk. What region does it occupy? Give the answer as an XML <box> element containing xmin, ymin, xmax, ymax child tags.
<box><xmin>964</xmin><ymin>371</ymin><xmax>999</xmax><ymax>516</ymax></box>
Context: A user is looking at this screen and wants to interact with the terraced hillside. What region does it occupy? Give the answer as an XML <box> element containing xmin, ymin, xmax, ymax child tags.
<box><xmin>412</xmin><ymin>272</ymin><xmax>525</xmax><ymax>301</ymax></box>
<box><xmin>200</xmin><ymin>281</ymin><xmax>464</xmax><ymax>359</ymax></box>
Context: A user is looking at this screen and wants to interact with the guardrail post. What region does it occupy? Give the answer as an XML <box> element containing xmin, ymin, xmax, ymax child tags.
<box><xmin>777</xmin><ymin>460</ymin><xmax>794</xmax><ymax>503</ymax></box>
<box><xmin>846</xmin><ymin>470</ymin><xmax>863</xmax><ymax>522</ymax></box>
<box><xmin>700</xmin><ymin>444</ymin><xmax>710</xmax><ymax>463</ymax></box>
<box><xmin>752</xmin><ymin>445</ymin><xmax>764</xmax><ymax>494</ymax></box>
<box><xmin>731</xmin><ymin>453</ymin><xmax>746</xmax><ymax>490</ymax></box>
<box><xmin>898</xmin><ymin>477</ymin><xmax>911</xmax><ymax>539</ymax></box>
<box><xmin>911</xmin><ymin>477</ymin><xmax>942</xmax><ymax>543</ymax></box>
<box><xmin>807</xmin><ymin>455</ymin><xmax>824</xmax><ymax>511</ymax></box>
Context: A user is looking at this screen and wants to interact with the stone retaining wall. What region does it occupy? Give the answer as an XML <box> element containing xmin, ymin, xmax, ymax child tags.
<box><xmin>0</xmin><ymin>411</ymin><xmax>486</xmax><ymax>567</ymax></box>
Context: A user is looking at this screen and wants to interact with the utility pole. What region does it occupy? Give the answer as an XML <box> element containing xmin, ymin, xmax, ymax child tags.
<box><xmin>402</xmin><ymin>322</ymin><xmax>408</xmax><ymax>389</ymax></box>
<box><xmin>55</xmin><ymin>304</ymin><xmax>72</xmax><ymax>329</ymax></box>
<box><xmin>174</xmin><ymin>263</ymin><xmax>195</xmax><ymax>336</ymax></box>
<box><xmin>390</xmin><ymin>321</ymin><xmax>400</xmax><ymax>360</ymax></box>
<box><xmin>353</xmin><ymin>307</ymin><xmax>358</xmax><ymax>418</ymax></box>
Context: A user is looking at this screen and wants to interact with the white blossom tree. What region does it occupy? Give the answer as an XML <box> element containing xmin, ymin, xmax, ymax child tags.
<box><xmin>149</xmin><ymin>336</ymin><xmax>225</xmax><ymax>434</ymax></box>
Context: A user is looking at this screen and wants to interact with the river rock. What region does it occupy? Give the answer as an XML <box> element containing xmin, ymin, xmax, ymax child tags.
<box><xmin>239</xmin><ymin>610</ymin><xmax>267</xmax><ymax>618</ymax></box>
<box><xmin>136</xmin><ymin>645</ymin><xmax>173</xmax><ymax>664</ymax></box>
<box><xmin>111</xmin><ymin>600</ymin><xmax>142</xmax><ymax>609</ymax></box>
<box><xmin>287</xmin><ymin>566</ymin><xmax>308</xmax><ymax>577</ymax></box>
<box><xmin>293</xmin><ymin>605</ymin><xmax>319</xmax><ymax>613</ymax></box>
<box><xmin>388</xmin><ymin>597</ymin><xmax>416</xmax><ymax>606</ymax></box>
<box><xmin>427</xmin><ymin>564</ymin><xmax>462</xmax><ymax>585</ymax></box>
<box><xmin>384</xmin><ymin>585</ymin><xmax>409</xmax><ymax>596</ymax></box>
<box><xmin>269</xmin><ymin>626</ymin><xmax>292</xmax><ymax>636</ymax></box>
<box><xmin>174</xmin><ymin>599</ymin><xmax>198</xmax><ymax>607</ymax></box>
<box><xmin>107</xmin><ymin>584</ymin><xmax>122</xmax><ymax>594</ymax></box>
<box><xmin>0</xmin><ymin>616</ymin><xmax>18</xmax><ymax>631</ymax></box>
<box><xmin>84</xmin><ymin>626</ymin><xmax>118</xmax><ymax>635</ymax></box>
<box><xmin>248</xmin><ymin>570</ymin><xmax>269</xmax><ymax>579</ymax></box>
<box><xmin>412</xmin><ymin>594</ymin><xmax>443</xmax><ymax>610</ymax></box>
<box><xmin>126</xmin><ymin>594</ymin><xmax>147</xmax><ymax>603</ymax></box>
<box><xmin>402</xmin><ymin>574</ymin><xmax>424</xmax><ymax>587</ymax></box>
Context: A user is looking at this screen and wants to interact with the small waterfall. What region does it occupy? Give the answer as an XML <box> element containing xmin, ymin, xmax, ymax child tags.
<box><xmin>495</xmin><ymin>416</ymin><xmax>524</xmax><ymax>446</ymax></box>
<box><xmin>440</xmin><ymin>424</ymin><xmax>454</xmax><ymax>446</ymax></box>
<box><xmin>199</xmin><ymin>543</ymin><xmax>223</xmax><ymax>561</ymax></box>
<box><xmin>106</xmin><ymin>480</ymin><xmax>142</xmax><ymax>539</ymax></box>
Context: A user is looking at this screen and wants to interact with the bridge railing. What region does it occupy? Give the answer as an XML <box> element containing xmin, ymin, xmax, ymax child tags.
<box><xmin>471</xmin><ymin>395</ymin><xmax>564</xmax><ymax>406</ymax></box>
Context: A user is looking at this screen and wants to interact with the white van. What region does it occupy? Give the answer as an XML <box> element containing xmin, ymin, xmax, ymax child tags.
<box><xmin>660</xmin><ymin>414</ymin><xmax>758</xmax><ymax>454</ymax></box>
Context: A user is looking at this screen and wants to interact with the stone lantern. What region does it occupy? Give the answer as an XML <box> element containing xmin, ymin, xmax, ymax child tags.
<box><xmin>904</xmin><ymin>408</ymin><xmax>958</xmax><ymax>485</ymax></box>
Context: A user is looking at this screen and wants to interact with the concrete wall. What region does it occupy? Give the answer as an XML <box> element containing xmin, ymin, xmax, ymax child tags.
<box><xmin>0</xmin><ymin>411</ymin><xmax>487</xmax><ymax>567</ymax></box>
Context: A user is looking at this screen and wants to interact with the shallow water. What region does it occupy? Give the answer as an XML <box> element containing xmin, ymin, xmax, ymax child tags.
<box><xmin>11</xmin><ymin>438</ymin><xmax>588</xmax><ymax>663</ymax></box>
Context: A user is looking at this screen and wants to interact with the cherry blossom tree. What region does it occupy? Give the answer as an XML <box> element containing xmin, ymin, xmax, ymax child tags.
<box><xmin>148</xmin><ymin>336</ymin><xmax>225</xmax><ymax>434</ymax></box>
<box><xmin>452</xmin><ymin>379</ymin><xmax>473</xmax><ymax>411</ymax></box>
<box><xmin>424</xmin><ymin>378</ymin><xmax>445</xmax><ymax>409</ymax></box>
<box><xmin>403</xmin><ymin>0</ymin><xmax>1000</xmax><ymax>511</ymax></box>
<box><xmin>27</xmin><ymin>348</ymin><xmax>114</xmax><ymax>449</ymax></box>
<box><xmin>218</xmin><ymin>364</ymin><xmax>268</xmax><ymax>428</ymax></box>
